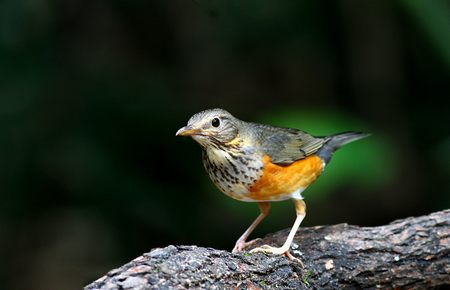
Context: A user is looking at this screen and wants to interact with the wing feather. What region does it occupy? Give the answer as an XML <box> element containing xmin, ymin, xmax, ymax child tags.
<box><xmin>250</xmin><ymin>123</ymin><xmax>327</xmax><ymax>165</ymax></box>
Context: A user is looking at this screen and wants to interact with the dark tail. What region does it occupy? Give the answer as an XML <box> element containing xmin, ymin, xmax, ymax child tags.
<box><xmin>316</xmin><ymin>131</ymin><xmax>370</xmax><ymax>164</ymax></box>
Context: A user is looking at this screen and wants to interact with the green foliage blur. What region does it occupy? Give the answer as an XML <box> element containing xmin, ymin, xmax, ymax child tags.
<box><xmin>0</xmin><ymin>1</ymin><xmax>449</xmax><ymax>289</ymax></box>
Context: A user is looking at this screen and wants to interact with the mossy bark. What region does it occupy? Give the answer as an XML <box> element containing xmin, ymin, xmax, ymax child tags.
<box><xmin>85</xmin><ymin>210</ymin><xmax>450</xmax><ymax>289</ymax></box>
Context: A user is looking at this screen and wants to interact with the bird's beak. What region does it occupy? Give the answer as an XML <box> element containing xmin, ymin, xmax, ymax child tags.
<box><xmin>176</xmin><ymin>125</ymin><xmax>200</xmax><ymax>137</ymax></box>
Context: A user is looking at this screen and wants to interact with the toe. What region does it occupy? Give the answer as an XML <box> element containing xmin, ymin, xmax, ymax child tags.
<box><xmin>249</xmin><ymin>245</ymin><xmax>303</xmax><ymax>265</ymax></box>
<box><xmin>232</xmin><ymin>244</ymin><xmax>243</xmax><ymax>253</ymax></box>
<box><xmin>284</xmin><ymin>251</ymin><xmax>304</xmax><ymax>267</ymax></box>
<box><xmin>233</xmin><ymin>238</ymin><xmax>262</xmax><ymax>253</ymax></box>
<box><xmin>250</xmin><ymin>245</ymin><xmax>280</xmax><ymax>254</ymax></box>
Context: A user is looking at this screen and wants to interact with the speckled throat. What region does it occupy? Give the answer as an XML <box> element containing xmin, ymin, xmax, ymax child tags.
<box><xmin>201</xmin><ymin>140</ymin><xmax>264</xmax><ymax>201</ymax></box>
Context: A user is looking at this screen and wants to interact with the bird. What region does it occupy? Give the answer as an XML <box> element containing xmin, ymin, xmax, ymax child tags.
<box><xmin>176</xmin><ymin>108</ymin><xmax>369</xmax><ymax>262</ymax></box>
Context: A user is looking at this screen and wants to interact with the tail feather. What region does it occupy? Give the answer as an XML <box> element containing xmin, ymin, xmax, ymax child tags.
<box><xmin>317</xmin><ymin>131</ymin><xmax>370</xmax><ymax>164</ymax></box>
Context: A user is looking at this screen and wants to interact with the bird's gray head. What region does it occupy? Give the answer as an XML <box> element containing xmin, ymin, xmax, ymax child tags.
<box><xmin>176</xmin><ymin>108</ymin><xmax>240</xmax><ymax>146</ymax></box>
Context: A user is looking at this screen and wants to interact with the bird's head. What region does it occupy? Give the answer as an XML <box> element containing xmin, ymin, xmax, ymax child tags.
<box><xmin>176</xmin><ymin>108</ymin><xmax>239</xmax><ymax>147</ymax></box>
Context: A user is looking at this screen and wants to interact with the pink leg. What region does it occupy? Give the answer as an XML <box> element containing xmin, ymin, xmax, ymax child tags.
<box><xmin>250</xmin><ymin>199</ymin><xmax>306</xmax><ymax>264</ymax></box>
<box><xmin>232</xmin><ymin>202</ymin><xmax>270</xmax><ymax>253</ymax></box>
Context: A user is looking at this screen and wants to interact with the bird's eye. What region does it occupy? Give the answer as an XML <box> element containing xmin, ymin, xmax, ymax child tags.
<box><xmin>211</xmin><ymin>118</ymin><xmax>220</xmax><ymax>127</ymax></box>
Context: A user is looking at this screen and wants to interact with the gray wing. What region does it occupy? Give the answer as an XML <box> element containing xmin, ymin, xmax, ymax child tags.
<box><xmin>250</xmin><ymin>123</ymin><xmax>328</xmax><ymax>165</ymax></box>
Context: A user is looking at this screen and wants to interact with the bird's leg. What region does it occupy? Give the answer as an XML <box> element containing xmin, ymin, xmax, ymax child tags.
<box><xmin>250</xmin><ymin>199</ymin><xmax>306</xmax><ymax>264</ymax></box>
<box><xmin>232</xmin><ymin>202</ymin><xmax>270</xmax><ymax>253</ymax></box>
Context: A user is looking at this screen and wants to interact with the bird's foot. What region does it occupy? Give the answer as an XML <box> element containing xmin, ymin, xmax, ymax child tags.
<box><xmin>250</xmin><ymin>244</ymin><xmax>303</xmax><ymax>266</ymax></box>
<box><xmin>232</xmin><ymin>238</ymin><xmax>262</xmax><ymax>253</ymax></box>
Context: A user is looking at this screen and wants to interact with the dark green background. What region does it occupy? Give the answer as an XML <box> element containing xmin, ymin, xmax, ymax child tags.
<box><xmin>1</xmin><ymin>1</ymin><xmax>449</xmax><ymax>289</ymax></box>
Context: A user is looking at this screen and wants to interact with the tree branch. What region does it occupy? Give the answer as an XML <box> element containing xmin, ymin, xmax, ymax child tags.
<box><xmin>85</xmin><ymin>210</ymin><xmax>450</xmax><ymax>289</ymax></box>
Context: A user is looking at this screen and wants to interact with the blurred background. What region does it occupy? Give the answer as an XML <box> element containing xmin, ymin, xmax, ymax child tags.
<box><xmin>1</xmin><ymin>0</ymin><xmax>449</xmax><ymax>289</ymax></box>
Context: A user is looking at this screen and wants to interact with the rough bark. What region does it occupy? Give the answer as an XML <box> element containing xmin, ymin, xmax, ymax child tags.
<box><xmin>85</xmin><ymin>210</ymin><xmax>450</xmax><ymax>289</ymax></box>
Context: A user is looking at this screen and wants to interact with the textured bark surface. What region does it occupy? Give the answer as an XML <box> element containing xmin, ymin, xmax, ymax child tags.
<box><xmin>85</xmin><ymin>210</ymin><xmax>450</xmax><ymax>289</ymax></box>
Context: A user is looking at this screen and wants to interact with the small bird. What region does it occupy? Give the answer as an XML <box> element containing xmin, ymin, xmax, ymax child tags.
<box><xmin>176</xmin><ymin>108</ymin><xmax>369</xmax><ymax>261</ymax></box>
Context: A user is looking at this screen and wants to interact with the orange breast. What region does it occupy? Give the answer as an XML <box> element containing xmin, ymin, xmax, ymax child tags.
<box><xmin>248</xmin><ymin>155</ymin><xmax>324</xmax><ymax>201</ymax></box>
